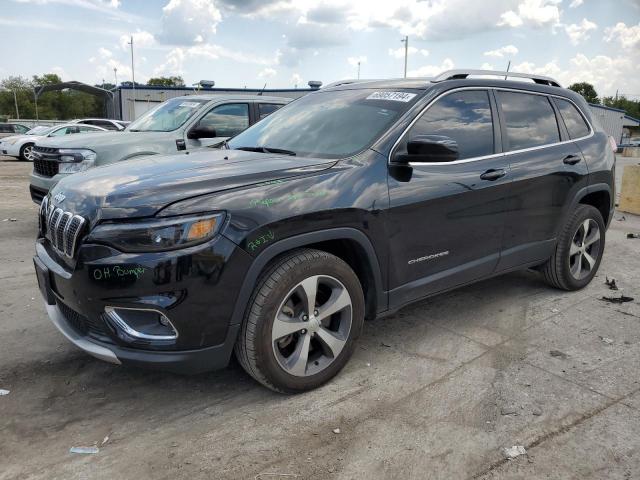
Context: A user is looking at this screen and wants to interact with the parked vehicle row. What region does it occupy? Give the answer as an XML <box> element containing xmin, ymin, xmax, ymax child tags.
<box><xmin>32</xmin><ymin>70</ymin><xmax>616</xmax><ymax>392</ymax></box>
<box><xmin>1</xmin><ymin>123</ymin><xmax>108</xmax><ymax>161</ymax></box>
<box><xmin>0</xmin><ymin>122</ymin><xmax>29</xmax><ymax>138</ymax></box>
<box><xmin>27</xmin><ymin>95</ymin><xmax>289</xmax><ymax>203</ymax></box>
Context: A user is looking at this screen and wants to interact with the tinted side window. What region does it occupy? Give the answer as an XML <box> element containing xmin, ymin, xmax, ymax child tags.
<box><xmin>14</xmin><ymin>125</ymin><xmax>29</xmax><ymax>133</ymax></box>
<box><xmin>497</xmin><ymin>91</ymin><xmax>560</xmax><ymax>151</ymax></box>
<box><xmin>405</xmin><ymin>90</ymin><xmax>494</xmax><ymax>160</ymax></box>
<box><xmin>198</xmin><ymin>103</ymin><xmax>249</xmax><ymax>137</ymax></box>
<box><xmin>0</xmin><ymin>125</ymin><xmax>12</xmax><ymax>133</ymax></box>
<box><xmin>555</xmin><ymin>98</ymin><xmax>590</xmax><ymax>139</ymax></box>
<box><xmin>258</xmin><ymin>103</ymin><xmax>281</xmax><ymax>119</ymax></box>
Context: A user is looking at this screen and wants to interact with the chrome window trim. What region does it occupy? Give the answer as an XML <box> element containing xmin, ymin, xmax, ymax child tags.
<box><xmin>388</xmin><ymin>86</ymin><xmax>595</xmax><ymax>167</ymax></box>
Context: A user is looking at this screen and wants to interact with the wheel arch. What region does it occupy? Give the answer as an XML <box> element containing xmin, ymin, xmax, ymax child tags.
<box><xmin>574</xmin><ymin>183</ymin><xmax>613</xmax><ymax>226</ymax></box>
<box><xmin>229</xmin><ymin>228</ymin><xmax>386</xmax><ymax>328</ymax></box>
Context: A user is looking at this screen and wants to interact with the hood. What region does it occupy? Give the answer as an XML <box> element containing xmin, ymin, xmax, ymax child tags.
<box><xmin>50</xmin><ymin>148</ymin><xmax>335</xmax><ymax>224</ymax></box>
<box><xmin>36</xmin><ymin>130</ymin><xmax>159</xmax><ymax>150</ymax></box>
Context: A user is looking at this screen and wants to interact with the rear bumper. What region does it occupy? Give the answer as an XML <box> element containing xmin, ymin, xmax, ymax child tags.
<box><xmin>44</xmin><ymin>302</ymin><xmax>240</xmax><ymax>374</ymax></box>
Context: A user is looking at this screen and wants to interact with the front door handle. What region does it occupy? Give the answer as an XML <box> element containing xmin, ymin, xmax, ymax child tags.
<box><xmin>563</xmin><ymin>154</ymin><xmax>581</xmax><ymax>165</ymax></box>
<box><xmin>480</xmin><ymin>169</ymin><xmax>506</xmax><ymax>181</ymax></box>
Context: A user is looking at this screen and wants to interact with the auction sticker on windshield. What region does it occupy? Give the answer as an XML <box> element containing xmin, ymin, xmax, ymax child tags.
<box><xmin>366</xmin><ymin>91</ymin><xmax>417</xmax><ymax>102</ymax></box>
<box><xmin>179</xmin><ymin>102</ymin><xmax>201</xmax><ymax>108</ymax></box>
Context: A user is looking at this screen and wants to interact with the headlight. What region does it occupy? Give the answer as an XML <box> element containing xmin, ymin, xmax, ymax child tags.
<box><xmin>3</xmin><ymin>139</ymin><xmax>17</xmax><ymax>145</ymax></box>
<box><xmin>58</xmin><ymin>149</ymin><xmax>97</xmax><ymax>174</ymax></box>
<box><xmin>86</xmin><ymin>213</ymin><xmax>225</xmax><ymax>252</ymax></box>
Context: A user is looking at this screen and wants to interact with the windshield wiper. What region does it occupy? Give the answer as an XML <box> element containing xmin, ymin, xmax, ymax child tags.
<box><xmin>235</xmin><ymin>146</ymin><xmax>296</xmax><ymax>156</ymax></box>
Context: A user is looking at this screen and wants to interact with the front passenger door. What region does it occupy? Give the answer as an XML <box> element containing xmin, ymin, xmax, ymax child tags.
<box><xmin>387</xmin><ymin>89</ymin><xmax>510</xmax><ymax>308</ymax></box>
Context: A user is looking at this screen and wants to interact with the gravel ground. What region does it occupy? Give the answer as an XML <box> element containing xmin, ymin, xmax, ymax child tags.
<box><xmin>1</xmin><ymin>155</ymin><xmax>640</xmax><ymax>480</ymax></box>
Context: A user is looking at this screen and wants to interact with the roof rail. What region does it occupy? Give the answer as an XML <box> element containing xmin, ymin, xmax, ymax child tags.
<box><xmin>323</xmin><ymin>79</ymin><xmax>382</xmax><ymax>89</ymax></box>
<box><xmin>432</xmin><ymin>69</ymin><xmax>562</xmax><ymax>87</ymax></box>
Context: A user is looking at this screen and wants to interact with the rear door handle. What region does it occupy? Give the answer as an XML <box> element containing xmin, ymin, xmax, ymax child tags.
<box><xmin>480</xmin><ymin>169</ymin><xmax>506</xmax><ymax>181</ymax></box>
<box><xmin>563</xmin><ymin>154</ymin><xmax>581</xmax><ymax>165</ymax></box>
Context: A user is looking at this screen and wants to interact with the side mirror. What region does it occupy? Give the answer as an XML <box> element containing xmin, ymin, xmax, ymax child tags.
<box><xmin>393</xmin><ymin>135</ymin><xmax>459</xmax><ymax>164</ymax></box>
<box><xmin>187</xmin><ymin>125</ymin><xmax>217</xmax><ymax>140</ymax></box>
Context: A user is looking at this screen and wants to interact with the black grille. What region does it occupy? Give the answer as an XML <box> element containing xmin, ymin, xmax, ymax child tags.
<box><xmin>39</xmin><ymin>196</ymin><xmax>86</xmax><ymax>258</ymax></box>
<box><xmin>33</xmin><ymin>146</ymin><xmax>60</xmax><ymax>178</ymax></box>
<box><xmin>57</xmin><ymin>301</ymin><xmax>109</xmax><ymax>338</ymax></box>
<box><xmin>34</xmin><ymin>158</ymin><xmax>59</xmax><ymax>177</ymax></box>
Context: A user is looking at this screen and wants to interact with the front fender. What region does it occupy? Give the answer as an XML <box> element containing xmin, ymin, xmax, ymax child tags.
<box><xmin>226</xmin><ymin>227</ymin><xmax>386</xmax><ymax>327</ymax></box>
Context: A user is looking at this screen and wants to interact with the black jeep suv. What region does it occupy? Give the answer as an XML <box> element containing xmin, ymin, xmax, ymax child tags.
<box><xmin>34</xmin><ymin>70</ymin><xmax>615</xmax><ymax>393</ymax></box>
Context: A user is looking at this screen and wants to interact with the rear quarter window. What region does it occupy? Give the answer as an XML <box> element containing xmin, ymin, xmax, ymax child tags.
<box><xmin>497</xmin><ymin>91</ymin><xmax>560</xmax><ymax>151</ymax></box>
<box><xmin>554</xmin><ymin>98</ymin><xmax>591</xmax><ymax>139</ymax></box>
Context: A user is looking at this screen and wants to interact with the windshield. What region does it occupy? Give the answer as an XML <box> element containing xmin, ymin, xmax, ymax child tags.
<box><xmin>228</xmin><ymin>89</ymin><xmax>420</xmax><ymax>158</ymax></box>
<box><xmin>128</xmin><ymin>98</ymin><xmax>209</xmax><ymax>132</ymax></box>
<box><xmin>27</xmin><ymin>126</ymin><xmax>55</xmax><ymax>135</ymax></box>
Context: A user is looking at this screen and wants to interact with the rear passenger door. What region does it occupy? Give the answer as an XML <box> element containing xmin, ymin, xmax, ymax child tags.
<box><xmin>495</xmin><ymin>90</ymin><xmax>589</xmax><ymax>270</ymax></box>
<box><xmin>387</xmin><ymin>89</ymin><xmax>510</xmax><ymax>307</ymax></box>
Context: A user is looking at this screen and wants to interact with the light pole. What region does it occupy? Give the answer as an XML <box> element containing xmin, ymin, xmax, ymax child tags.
<box><xmin>128</xmin><ymin>35</ymin><xmax>135</xmax><ymax>119</ymax></box>
<box><xmin>357</xmin><ymin>61</ymin><xmax>361</xmax><ymax>79</ymax></box>
<box><xmin>113</xmin><ymin>67</ymin><xmax>118</xmax><ymax>87</ymax></box>
<box><xmin>401</xmin><ymin>36</ymin><xmax>409</xmax><ymax>78</ymax></box>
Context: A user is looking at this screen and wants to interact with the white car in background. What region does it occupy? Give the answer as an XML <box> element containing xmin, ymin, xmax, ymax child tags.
<box><xmin>0</xmin><ymin>123</ymin><xmax>108</xmax><ymax>161</ymax></box>
<box><xmin>71</xmin><ymin>118</ymin><xmax>130</xmax><ymax>131</ymax></box>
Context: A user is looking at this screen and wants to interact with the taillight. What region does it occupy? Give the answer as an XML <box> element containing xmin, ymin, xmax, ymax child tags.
<box><xmin>608</xmin><ymin>136</ymin><xmax>617</xmax><ymax>152</ymax></box>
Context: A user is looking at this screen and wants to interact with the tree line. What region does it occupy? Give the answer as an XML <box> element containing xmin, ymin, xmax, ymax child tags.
<box><xmin>0</xmin><ymin>74</ymin><xmax>186</xmax><ymax>122</ymax></box>
<box><xmin>568</xmin><ymin>82</ymin><xmax>640</xmax><ymax>119</ymax></box>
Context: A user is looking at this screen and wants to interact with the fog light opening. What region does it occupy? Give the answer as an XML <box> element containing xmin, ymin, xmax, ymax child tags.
<box><xmin>104</xmin><ymin>307</ymin><xmax>178</xmax><ymax>342</ymax></box>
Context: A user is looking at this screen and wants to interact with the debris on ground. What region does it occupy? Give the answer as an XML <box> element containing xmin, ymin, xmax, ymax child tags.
<box><xmin>551</xmin><ymin>308</ymin><xmax>560</xmax><ymax>313</ymax></box>
<box><xmin>599</xmin><ymin>336</ymin><xmax>614</xmax><ymax>345</ymax></box>
<box><xmin>605</xmin><ymin>277</ymin><xmax>619</xmax><ymax>290</ymax></box>
<box><xmin>0</xmin><ymin>389</ymin><xmax>9</xmax><ymax>396</ymax></box>
<box><xmin>2</xmin><ymin>218</ymin><xmax>17</xmax><ymax>222</ymax></box>
<box><xmin>101</xmin><ymin>436</ymin><xmax>110</xmax><ymax>446</ymax></box>
<box><xmin>500</xmin><ymin>406</ymin><xmax>518</xmax><ymax>416</ymax></box>
<box><xmin>366</xmin><ymin>362</ymin><xmax>371</xmax><ymax>367</ymax></box>
<box><xmin>617</xmin><ymin>215</ymin><xmax>626</xmax><ymax>221</ymax></box>
<box><xmin>601</xmin><ymin>295</ymin><xmax>634</xmax><ymax>304</ymax></box>
<box><xmin>502</xmin><ymin>445</ymin><xmax>527</xmax><ymax>459</ymax></box>
<box><xmin>531</xmin><ymin>406</ymin><xmax>543</xmax><ymax>416</ymax></box>
<box><xmin>550</xmin><ymin>350</ymin><xmax>568</xmax><ymax>359</ymax></box>
<box><xmin>332</xmin><ymin>428</ymin><xmax>341</xmax><ymax>434</ymax></box>
<box><xmin>380</xmin><ymin>342</ymin><xmax>391</xmax><ymax>348</ymax></box>
<box><xmin>627</xmin><ymin>233</ymin><xmax>640</xmax><ymax>239</ymax></box>
<box><xmin>69</xmin><ymin>447</ymin><xmax>99</xmax><ymax>454</ymax></box>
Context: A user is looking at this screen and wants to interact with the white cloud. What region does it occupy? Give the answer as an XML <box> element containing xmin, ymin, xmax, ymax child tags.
<box><xmin>484</xmin><ymin>44</ymin><xmax>519</xmax><ymax>57</ymax></box>
<box><xmin>258</xmin><ymin>67</ymin><xmax>277</xmax><ymax>78</ymax></box>
<box><xmin>291</xmin><ymin>73</ymin><xmax>304</xmax><ymax>87</ymax></box>
<box><xmin>480</xmin><ymin>62</ymin><xmax>495</xmax><ymax>70</ymax></box>
<box><xmin>158</xmin><ymin>0</ymin><xmax>222</xmax><ymax>45</ymax></box>
<box><xmin>407</xmin><ymin>58</ymin><xmax>455</xmax><ymax>78</ymax></box>
<box><xmin>604</xmin><ymin>22</ymin><xmax>640</xmax><ymax>50</ymax></box>
<box><xmin>569</xmin><ymin>0</ymin><xmax>583</xmax><ymax>7</ymax></box>
<box><xmin>119</xmin><ymin>30</ymin><xmax>155</xmax><ymax>50</ymax></box>
<box><xmin>513</xmin><ymin>51</ymin><xmax>639</xmax><ymax>95</ymax></box>
<box><xmin>498</xmin><ymin>0</ymin><xmax>561</xmax><ymax>28</ymax></box>
<box><xmin>564</xmin><ymin>18</ymin><xmax>597</xmax><ymax>45</ymax></box>
<box><xmin>89</xmin><ymin>46</ymin><xmax>140</xmax><ymax>84</ymax></box>
<box><xmin>388</xmin><ymin>46</ymin><xmax>429</xmax><ymax>59</ymax></box>
<box><xmin>154</xmin><ymin>44</ymin><xmax>277</xmax><ymax>76</ymax></box>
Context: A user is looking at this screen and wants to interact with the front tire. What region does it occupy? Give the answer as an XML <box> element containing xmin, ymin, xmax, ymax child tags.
<box><xmin>235</xmin><ymin>249</ymin><xmax>365</xmax><ymax>393</ymax></box>
<box><xmin>542</xmin><ymin>205</ymin><xmax>605</xmax><ymax>290</ymax></box>
<box><xmin>19</xmin><ymin>143</ymin><xmax>35</xmax><ymax>162</ymax></box>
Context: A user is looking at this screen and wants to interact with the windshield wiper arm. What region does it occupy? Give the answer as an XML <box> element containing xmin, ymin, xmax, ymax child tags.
<box><xmin>235</xmin><ymin>146</ymin><xmax>296</xmax><ymax>156</ymax></box>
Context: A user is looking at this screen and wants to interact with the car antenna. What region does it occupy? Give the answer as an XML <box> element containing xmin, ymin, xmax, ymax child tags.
<box><xmin>258</xmin><ymin>83</ymin><xmax>267</xmax><ymax>96</ymax></box>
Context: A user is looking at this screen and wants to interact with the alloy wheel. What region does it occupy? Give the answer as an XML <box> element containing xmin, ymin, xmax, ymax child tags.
<box><xmin>271</xmin><ymin>275</ymin><xmax>352</xmax><ymax>377</ymax></box>
<box><xmin>568</xmin><ymin>218</ymin><xmax>601</xmax><ymax>280</ymax></box>
<box><xmin>23</xmin><ymin>145</ymin><xmax>35</xmax><ymax>161</ymax></box>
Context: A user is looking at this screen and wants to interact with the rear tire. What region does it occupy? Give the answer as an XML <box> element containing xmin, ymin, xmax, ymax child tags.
<box><xmin>235</xmin><ymin>248</ymin><xmax>364</xmax><ymax>393</ymax></box>
<box><xmin>19</xmin><ymin>143</ymin><xmax>35</xmax><ymax>162</ymax></box>
<box><xmin>542</xmin><ymin>204</ymin><xmax>605</xmax><ymax>290</ymax></box>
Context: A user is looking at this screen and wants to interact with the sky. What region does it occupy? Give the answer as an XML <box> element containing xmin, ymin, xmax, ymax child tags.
<box><xmin>1</xmin><ymin>0</ymin><xmax>639</xmax><ymax>97</ymax></box>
